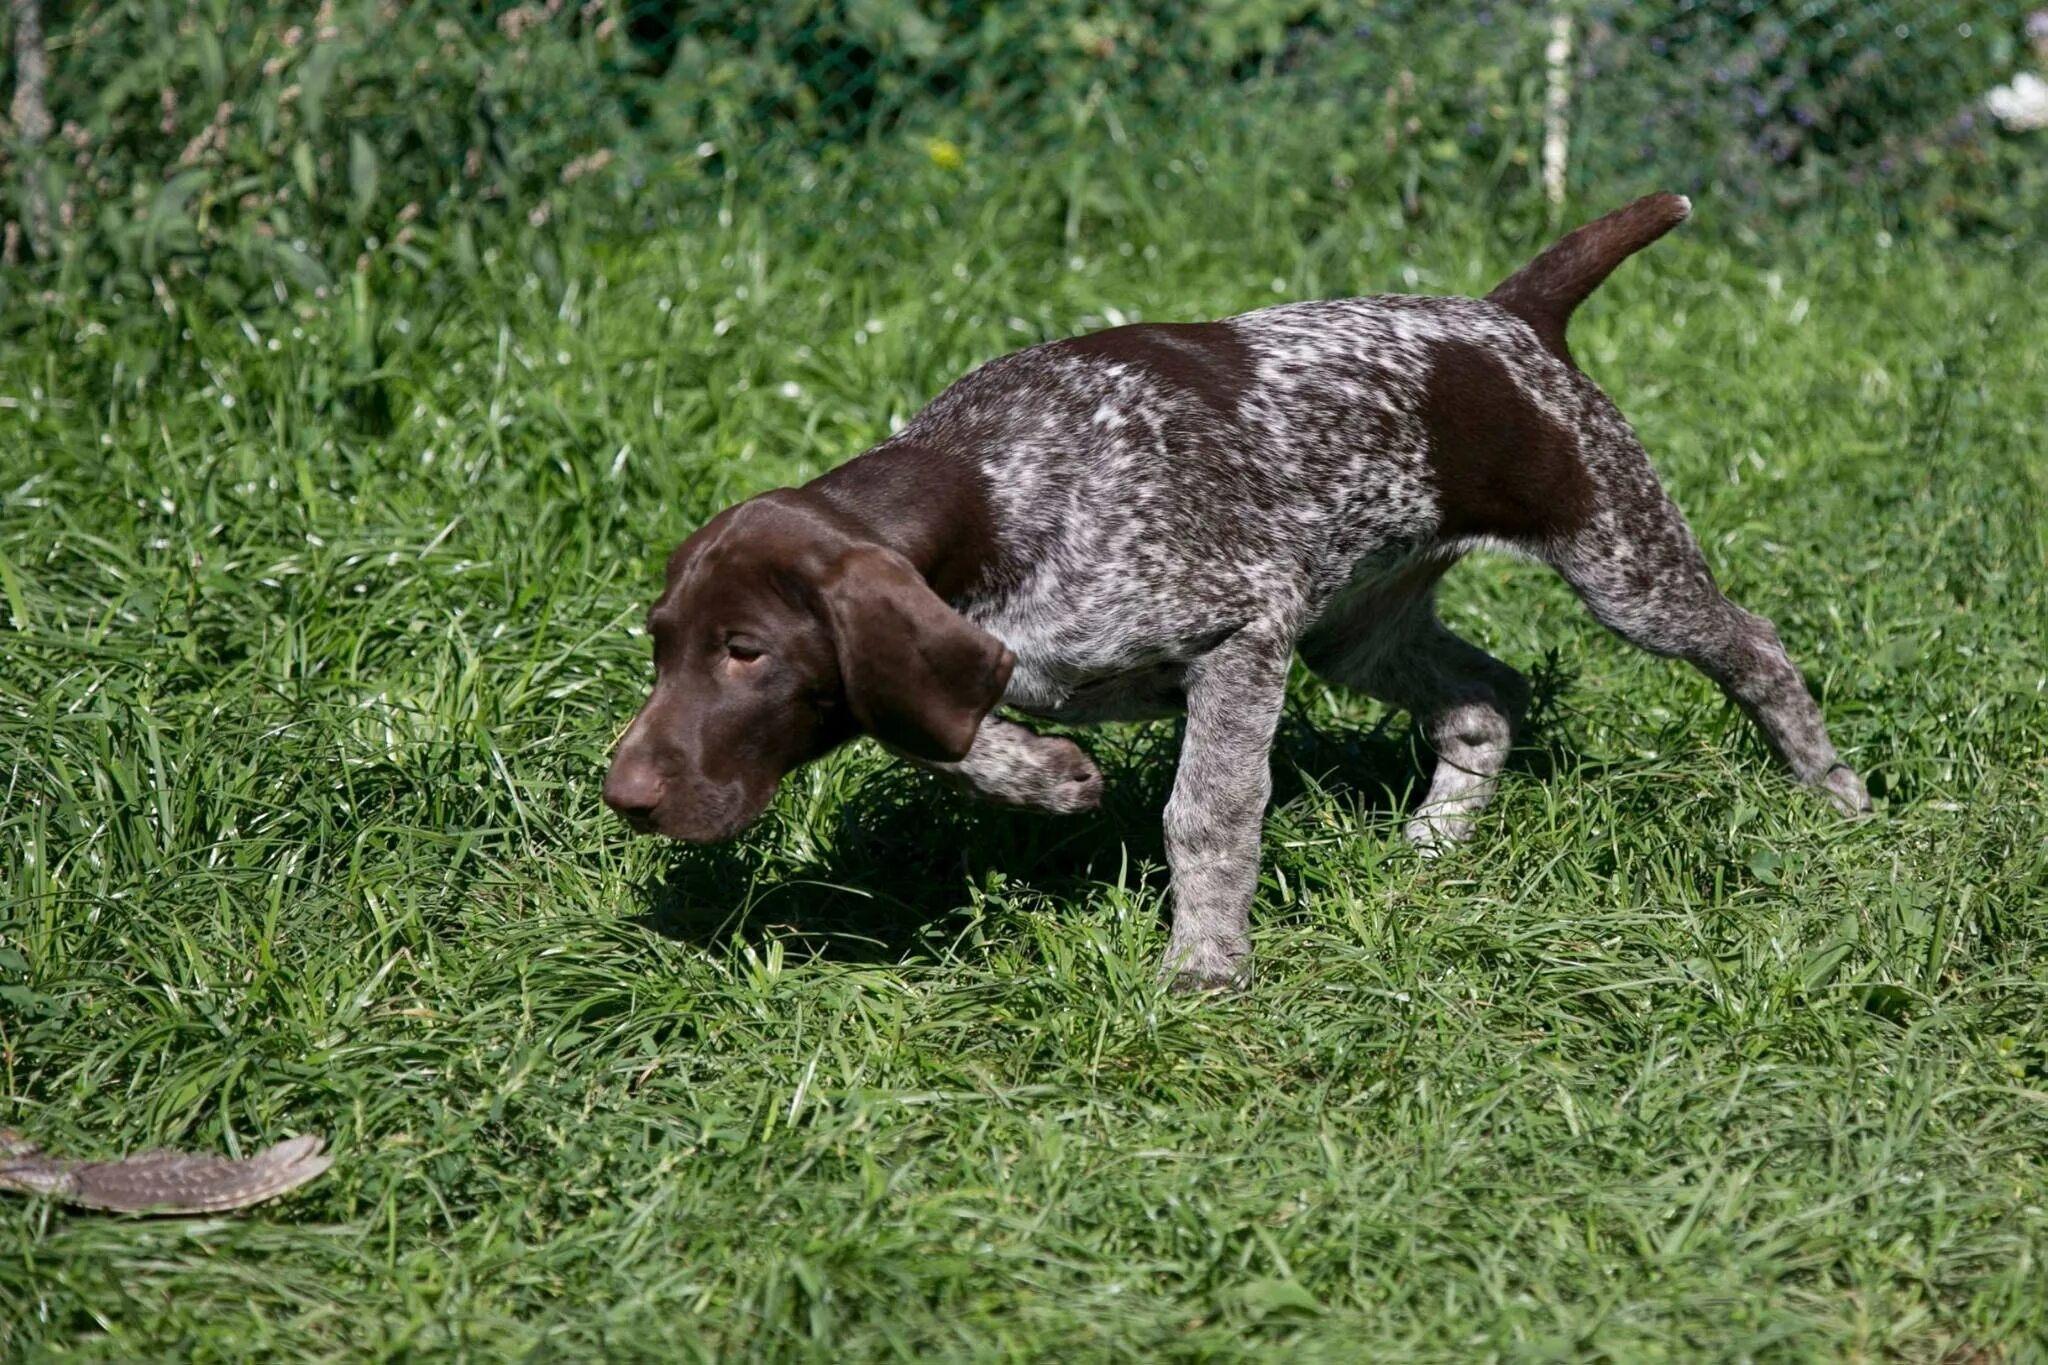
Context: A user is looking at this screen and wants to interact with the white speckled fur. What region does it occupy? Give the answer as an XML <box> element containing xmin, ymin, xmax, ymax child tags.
<box><xmin>869</xmin><ymin>217</ymin><xmax>1866</xmax><ymax>990</ymax></box>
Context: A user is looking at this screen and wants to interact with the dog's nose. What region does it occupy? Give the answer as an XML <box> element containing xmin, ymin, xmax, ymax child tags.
<box><xmin>602</xmin><ymin>761</ymin><xmax>665</xmax><ymax>829</ymax></box>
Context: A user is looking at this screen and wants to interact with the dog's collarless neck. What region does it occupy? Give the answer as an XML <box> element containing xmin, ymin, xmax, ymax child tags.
<box><xmin>804</xmin><ymin>440</ymin><xmax>1001</xmax><ymax>602</ymax></box>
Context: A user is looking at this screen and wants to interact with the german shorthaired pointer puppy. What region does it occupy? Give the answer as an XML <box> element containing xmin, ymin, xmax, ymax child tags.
<box><xmin>604</xmin><ymin>193</ymin><xmax>1870</xmax><ymax>990</ymax></box>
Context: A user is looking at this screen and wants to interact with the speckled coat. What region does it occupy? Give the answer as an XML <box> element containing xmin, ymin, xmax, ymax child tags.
<box><xmin>606</xmin><ymin>193</ymin><xmax>1869</xmax><ymax>991</ymax></box>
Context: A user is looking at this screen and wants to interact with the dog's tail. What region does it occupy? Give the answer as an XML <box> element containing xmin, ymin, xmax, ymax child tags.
<box><xmin>1487</xmin><ymin>192</ymin><xmax>1691</xmax><ymax>361</ymax></box>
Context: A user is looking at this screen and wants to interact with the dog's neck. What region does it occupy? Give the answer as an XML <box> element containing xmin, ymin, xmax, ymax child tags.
<box><xmin>804</xmin><ymin>441</ymin><xmax>1000</xmax><ymax>602</ymax></box>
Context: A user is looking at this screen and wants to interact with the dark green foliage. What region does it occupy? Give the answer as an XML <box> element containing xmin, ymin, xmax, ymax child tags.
<box><xmin>2</xmin><ymin>1</ymin><xmax>2040</xmax><ymax>320</ymax></box>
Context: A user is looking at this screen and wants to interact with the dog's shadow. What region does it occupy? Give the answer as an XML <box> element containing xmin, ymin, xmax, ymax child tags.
<box><xmin>634</xmin><ymin>653</ymin><xmax>1581</xmax><ymax>963</ymax></box>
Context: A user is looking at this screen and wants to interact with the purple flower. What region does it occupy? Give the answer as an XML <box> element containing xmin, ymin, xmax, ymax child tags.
<box><xmin>2027</xmin><ymin>10</ymin><xmax>2048</xmax><ymax>40</ymax></box>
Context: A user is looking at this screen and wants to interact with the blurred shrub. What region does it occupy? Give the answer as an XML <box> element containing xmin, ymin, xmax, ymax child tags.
<box><xmin>0</xmin><ymin>1</ymin><xmax>646</xmax><ymax>315</ymax></box>
<box><xmin>0</xmin><ymin>0</ymin><xmax>2038</xmax><ymax>326</ymax></box>
<box><xmin>1580</xmin><ymin>0</ymin><xmax>2046</xmax><ymax>234</ymax></box>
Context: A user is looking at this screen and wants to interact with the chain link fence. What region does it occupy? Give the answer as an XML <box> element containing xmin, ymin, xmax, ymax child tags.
<box><xmin>2</xmin><ymin>2</ymin><xmax>2041</xmax><ymax>310</ymax></box>
<box><xmin>613</xmin><ymin>1</ymin><xmax>2024</xmax><ymax>166</ymax></box>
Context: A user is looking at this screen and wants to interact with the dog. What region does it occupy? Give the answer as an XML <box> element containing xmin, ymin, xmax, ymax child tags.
<box><xmin>603</xmin><ymin>193</ymin><xmax>1870</xmax><ymax>990</ymax></box>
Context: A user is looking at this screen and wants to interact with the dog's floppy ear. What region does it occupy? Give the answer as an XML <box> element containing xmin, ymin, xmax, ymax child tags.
<box><xmin>818</xmin><ymin>546</ymin><xmax>1014</xmax><ymax>762</ymax></box>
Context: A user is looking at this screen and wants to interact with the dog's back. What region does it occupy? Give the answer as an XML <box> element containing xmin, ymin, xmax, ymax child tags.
<box><xmin>904</xmin><ymin>299</ymin><xmax>1629</xmax><ymax>682</ymax></box>
<box><xmin>904</xmin><ymin>196</ymin><xmax>1692</xmax><ymax>626</ymax></box>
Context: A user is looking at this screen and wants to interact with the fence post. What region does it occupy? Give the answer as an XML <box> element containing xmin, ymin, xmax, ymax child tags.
<box><xmin>8</xmin><ymin>0</ymin><xmax>53</xmax><ymax>261</ymax></box>
<box><xmin>1542</xmin><ymin>5</ymin><xmax>1574</xmax><ymax>215</ymax></box>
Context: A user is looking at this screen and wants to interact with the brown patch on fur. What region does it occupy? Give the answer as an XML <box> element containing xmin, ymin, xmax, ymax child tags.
<box><xmin>1420</xmin><ymin>338</ymin><xmax>1591</xmax><ymax>541</ymax></box>
<box><xmin>1055</xmin><ymin>321</ymin><xmax>1255</xmax><ymax>414</ymax></box>
<box><xmin>807</xmin><ymin>440</ymin><xmax>1001</xmax><ymax>601</ymax></box>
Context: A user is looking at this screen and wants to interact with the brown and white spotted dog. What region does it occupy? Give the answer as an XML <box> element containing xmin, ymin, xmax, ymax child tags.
<box><xmin>604</xmin><ymin>193</ymin><xmax>1870</xmax><ymax>990</ymax></box>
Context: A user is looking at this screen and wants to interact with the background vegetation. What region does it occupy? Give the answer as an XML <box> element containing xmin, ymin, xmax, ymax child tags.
<box><xmin>3</xmin><ymin>1</ymin><xmax>2044</xmax><ymax>1358</ymax></box>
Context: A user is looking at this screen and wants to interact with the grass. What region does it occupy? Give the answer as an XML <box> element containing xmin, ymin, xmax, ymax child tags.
<box><xmin>2</xmin><ymin>138</ymin><xmax>2045</xmax><ymax>1360</ymax></box>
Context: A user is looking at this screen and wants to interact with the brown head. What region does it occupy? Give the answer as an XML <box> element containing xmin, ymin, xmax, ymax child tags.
<box><xmin>601</xmin><ymin>487</ymin><xmax>1014</xmax><ymax>841</ymax></box>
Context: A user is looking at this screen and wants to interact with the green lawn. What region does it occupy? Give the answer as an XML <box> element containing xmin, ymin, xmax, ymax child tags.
<box><xmin>3</xmin><ymin>156</ymin><xmax>2045</xmax><ymax>1360</ymax></box>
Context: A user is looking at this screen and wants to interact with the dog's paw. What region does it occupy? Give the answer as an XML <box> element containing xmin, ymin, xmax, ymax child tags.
<box><xmin>1820</xmin><ymin>764</ymin><xmax>1872</xmax><ymax>818</ymax></box>
<box><xmin>927</xmin><ymin>735</ymin><xmax>1103</xmax><ymax>814</ymax></box>
<box><xmin>1037</xmin><ymin>738</ymin><xmax>1105</xmax><ymax>813</ymax></box>
<box><xmin>1159</xmin><ymin>936</ymin><xmax>1252</xmax><ymax>995</ymax></box>
<box><xmin>1403</xmin><ymin>808</ymin><xmax>1477</xmax><ymax>855</ymax></box>
<box><xmin>975</xmin><ymin>736</ymin><xmax>1103</xmax><ymax>814</ymax></box>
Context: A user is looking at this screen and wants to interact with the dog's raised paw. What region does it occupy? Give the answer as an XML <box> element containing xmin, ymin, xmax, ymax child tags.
<box><xmin>992</xmin><ymin>735</ymin><xmax>1101</xmax><ymax>814</ymax></box>
<box><xmin>1044</xmin><ymin>740</ymin><xmax>1105</xmax><ymax>813</ymax></box>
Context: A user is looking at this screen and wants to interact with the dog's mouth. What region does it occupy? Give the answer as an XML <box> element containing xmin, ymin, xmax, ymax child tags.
<box><xmin>627</xmin><ymin>789</ymin><xmax>773</xmax><ymax>844</ymax></box>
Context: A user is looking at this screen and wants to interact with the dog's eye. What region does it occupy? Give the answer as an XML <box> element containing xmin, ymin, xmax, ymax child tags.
<box><xmin>726</xmin><ymin>640</ymin><xmax>765</xmax><ymax>663</ymax></box>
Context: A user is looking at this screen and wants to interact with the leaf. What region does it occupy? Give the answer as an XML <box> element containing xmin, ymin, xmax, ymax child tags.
<box><xmin>293</xmin><ymin>140</ymin><xmax>318</xmax><ymax>205</ymax></box>
<box><xmin>1746</xmin><ymin>849</ymin><xmax>1782</xmax><ymax>886</ymax></box>
<box><xmin>248</xmin><ymin>232</ymin><xmax>332</xmax><ymax>292</ymax></box>
<box><xmin>897</xmin><ymin>10</ymin><xmax>942</xmax><ymax>59</ymax></box>
<box><xmin>143</xmin><ymin>171</ymin><xmax>207</xmax><ymax>272</ymax></box>
<box><xmin>1799</xmin><ymin>939</ymin><xmax>1856</xmax><ymax>992</ymax></box>
<box><xmin>453</xmin><ymin>220</ymin><xmax>480</xmax><ymax>277</ymax></box>
<box><xmin>197</xmin><ymin>26</ymin><xmax>227</xmax><ymax>100</ymax></box>
<box><xmin>0</xmin><ymin>983</ymin><xmax>67</xmax><ymax>1020</ymax></box>
<box><xmin>350</xmin><ymin>131</ymin><xmax>380</xmax><ymax>221</ymax></box>
<box><xmin>1856</xmin><ymin>983</ymin><xmax>1916</xmax><ymax>1024</ymax></box>
<box><xmin>0</xmin><ymin>550</ymin><xmax>35</xmax><ymax>630</ymax></box>
<box><xmin>1221</xmin><ymin>1277</ymin><xmax>1323</xmax><ymax>1320</ymax></box>
<box><xmin>299</xmin><ymin>44</ymin><xmax>340</xmax><ymax>136</ymax></box>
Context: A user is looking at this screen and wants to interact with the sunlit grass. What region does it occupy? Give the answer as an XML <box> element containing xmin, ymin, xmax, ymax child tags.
<box><xmin>2</xmin><ymin>142</ymin><xmax>2045</xmax><ymax>1359</ymax></box>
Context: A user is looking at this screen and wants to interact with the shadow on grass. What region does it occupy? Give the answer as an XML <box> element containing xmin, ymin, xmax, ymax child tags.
<box><xmin>634</xmin><ymin>651</ymin><xmax>1582</xmax><ymax>963</ymax></box>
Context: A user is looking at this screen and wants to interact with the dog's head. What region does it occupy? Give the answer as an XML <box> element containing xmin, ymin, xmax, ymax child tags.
<box><xmin>602</xmin><ymin>489</ymin><xmax>1014</xmax><ymax>842</ymax></box>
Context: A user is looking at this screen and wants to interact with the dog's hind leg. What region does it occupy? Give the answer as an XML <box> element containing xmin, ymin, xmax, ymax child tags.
<box><xmin>1542</xmin><ymin>424</ymin><xmax>1869</xmax><ymax>816</ymax></box>
<box><xmin>1300</xmin><ymin>563</ymin><xmax>1529</xmax><ymax>851</ymax></box>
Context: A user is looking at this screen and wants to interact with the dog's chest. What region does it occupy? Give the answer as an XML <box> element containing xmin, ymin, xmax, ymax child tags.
<box><xmin>965</xmin><ymin>558</ymin><xmax>1237</xmax><ymax>724</ymax></box>
<box><xmin>1002</xmin><ymin>654</ymin><xmax>1189</xmax><ymax>723</ymax></box>
<box><xmin>979</xmin><ymin>537</ymin><xmax>1459</xmax><ymax>726</ymax></box>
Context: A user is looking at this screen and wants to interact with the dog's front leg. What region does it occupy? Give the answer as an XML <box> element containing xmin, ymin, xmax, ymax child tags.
<box><xmin>899</xmin><ymin>716</ymin><xmax>1103</xmax><ymax>814</ymax></box>
<box><xmin>1160</xmin><ymin>625</ymin><xmax>1290</xmax><ymax>993</ymax></box>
